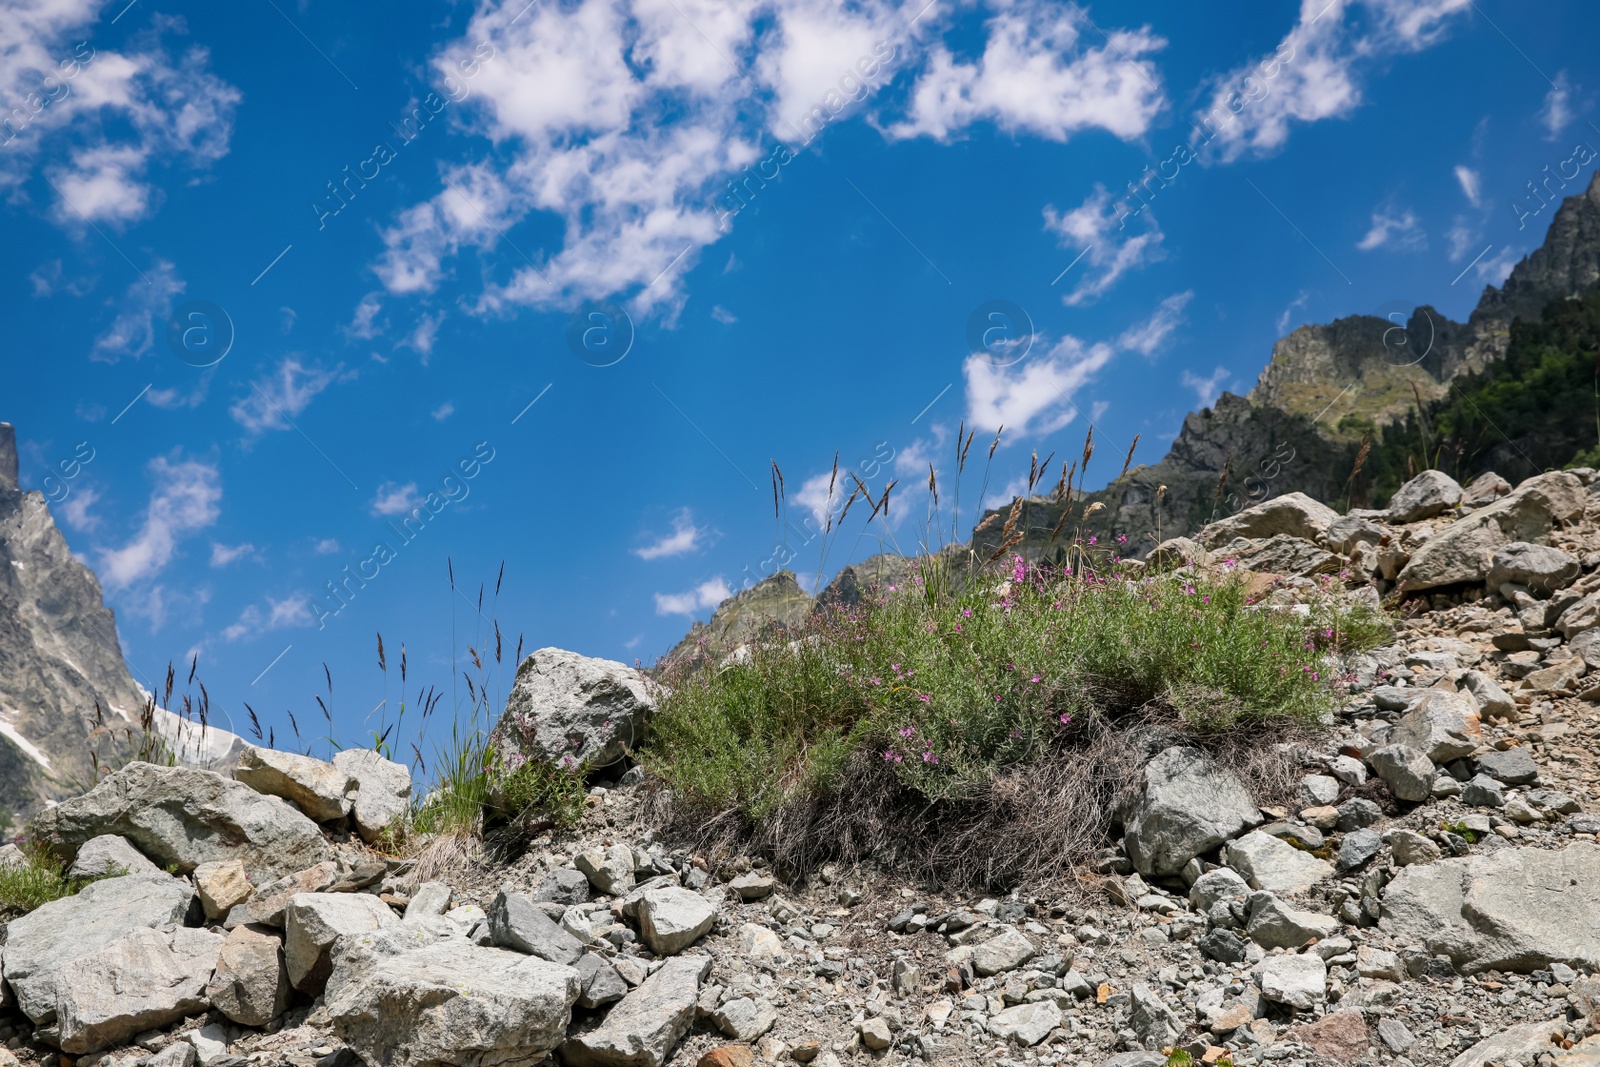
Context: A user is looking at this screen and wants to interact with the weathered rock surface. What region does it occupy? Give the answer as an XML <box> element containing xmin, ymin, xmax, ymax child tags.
<box><xmin>1387</xmin><ymin>690</ymin><xmax>1482</xmax><ymax>762</ymax></box>
<box><xmin>1254</xmin><ymin>952</ymin><xmax>1326</xmax><ymax>1010</ymax></box>
<box><xmin>1121</xmin><ymin>747</ymin><xmax>1260</xmax><ymax>877</ymax></box>
<box><xmin>988</xmin><ymin>1000</ymin><xmax>1061</xmax><ymax>1046</ymax></box>
<box><xmin>193</xmin><ymin>859</ymin><xmax>253</xmax><ymax>920</ymax></box>
<box><xmin>326</xmin><ymin>939</ymin><xmax>581</xmax><ymax>1067</ymax></box>
<box><xmin>1225</xmin><ymin>831</ymin><xmax>1333</xmax><ymax>896</ymax></box>
<box><xmin>488</xmin><ymin>886</ymin><xmax>585</xmax><ymax>964</ymax></box>
<box><xmin>1369</xmin><ymin>744</ymin><xmax>1435</xmax><ymax>802</ymax></box>
<box><xmin>33</xmin><ymin>762</ymin><xmax>331</xmax><ymax>880</ymax></box>
<box><xmin>205</xmin><ymin>923</ymin><xmax>288</xmax><ymax>1028</ymax></box>
<box><xmin>331</xmin><ymin>748</ymin><xmax>412</xmax><ymax>843</ymax></box>
<box><xmin>0</xmin><ymin>872</ymin><xmax>195</xmax><ymax>1023</ymax></box>
<box><xmin>223</xmin><ymin>860</ymin><xmax>338</xmax><ymax>928</ymax></box>
<box><xmin>54</xmin><ymin>925</ymin><xmax>225</xmax><ymax>1054</ymax></box>
<box><xmin>1387</xmin><ymin>469</ymin><xmax>1463</xmax><ymax>523</ymax></box>
<box><xmin>1447</xmin><ymin>1018</ymin><xmax>1566</xmax><ymax>1067</ymax></box>
<box><xmin>1199</xmin><ymin>492</ymin><xmax>1340</xmax><ymax>549</ymax></box>
<box><xmin>1381</xmin><ymin>843</ymin><xmax>1600</xmax><ymax>973</ymax></box>
<box><xmin>235</xmin><ymin>746</ymin><xmax>355</xmax><ymax>822</ymax></box>
<box><xmin>66</xmin><ymin>834</ymin><xmax>159</xmax><ymax>879</ymax></box>
<box><xmin>636</xmin><ymin>886</ymin><xmax>717</xmax><ymax>956</ymax></box>
<box><xmin>489</xmin><ymin>647</ymin><xmax>655</xmax><ymax>771</ymax></box>
<box><xmin>1488</xmin><ymin>541</ymin><xmax>1581</xmax><ymax>593</ymax></box>
<box><xmin>1398</xmin><ymin>471</ymin><xmax>1585</xmax><ymax>591</ymax></box>
<box><xmin>284</xmin><ymin>892</ymin><xmax>400</xmax><ymax>994</ymax></box>
<box><xmin>561</xmin><ymin>954</ymin><xmax>710</xmax><ymax>1067</ymax></box>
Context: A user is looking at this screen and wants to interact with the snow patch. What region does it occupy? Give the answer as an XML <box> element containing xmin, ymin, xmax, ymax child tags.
<box><xmin>0</xmin><ymin>717</ymin><xmax>52</xmax><ymax>769</ymax></box>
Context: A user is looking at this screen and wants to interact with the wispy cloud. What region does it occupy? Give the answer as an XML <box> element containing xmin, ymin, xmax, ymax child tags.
<box><xmin>229</xmin><ymin>358</ymin><xmax>345</xmax><ymax>435</ymax></box>
<box><xmin>1181</xmin><ymin>366</ymin><xmax>1231</xmax><ymax>408</ymax></box>
<box><xmin>98</xmin><ymin>454</ymin><xmax>221</xmax><ymax>588</ymax></box>
<box><xmin>90</xmin><ymin>261</ymin><xmax>183</xmax><ymax>363</ymax></box>
<box><xmin>431</xmin><ymin>402</ymin><xmax>455</xmax><ymax>421</ymax></box>
<box><xmin>221</xmin><ymin>594</ymin><xmax>314</xmax><ymax>642</ymax></box>
<box><xmin>370</xmin><ymin>481</ymin><xmax>422</xmax><ymax>517</ymax></box>
<box><xmin>210</xmin><ymin>542</ymin><xmax>258</xmax><ymax>567</ymax></box>
<box><xmin>1357</xmin><ymin>208</ymin><xmax>1426</xmax><ymax>252</ymax></box>
<box><xmin>1043</xmin><ymin>185</ymin><xmax>1165</xmax><ymax>306</ymax></box>
<box><xmin>654</xmin><ymin>576</ymin><xmax>732</xmax><ymax>616</ymax></box>
<box><xmin>59</xmin><ymin>486</ymin><xmax>102</xmax><ymax>532</ymax></box>
<box><xmin>1454</xmin><ymin>165</ymin><xmax>1482</xmax><ymax>207</ymax></box>
<box><xmin>634</xmin><ymin>509</ymin><xmax>710</xmax><ymax>560</ymax></box>
<box><xmin>1541</xmin><ymin>71</ymin><xmax>1573</xmax><ymax>140</ymax></box>
<box><xmin>1276</xmin><ymin>290</ymin><xmax>1310</xmax><ymax>335</ymax></box>
<box><xmin>1116</xmin><ymin>291</ymin><xmax>1193</xmax><ymax>356</ymax></box>
<box><xmin>964</xmin><ymin>334</ymin><xmax>1115</xmax><ymax>438</ymax></box>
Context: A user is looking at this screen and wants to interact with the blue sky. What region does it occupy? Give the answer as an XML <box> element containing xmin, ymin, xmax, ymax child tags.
<box><xmin>3</xmin><ymin>0</ymin><xmax>1597</xmax><ymax>760</ymax></box>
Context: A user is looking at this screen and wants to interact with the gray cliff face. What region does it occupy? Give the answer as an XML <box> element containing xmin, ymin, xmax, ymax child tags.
<box><xmin>0</xmin><ymin>422</ymin><xmax>144</xmax><ymax>820</ymax></box>
<box><xmin>1474</xmin><ymin>169</ymin><xmax>1600</xmax><ymax>330</ymax></box>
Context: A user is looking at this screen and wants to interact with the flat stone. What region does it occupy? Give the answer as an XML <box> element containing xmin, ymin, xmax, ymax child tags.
<box><xmin>1254</xmin><ymin>952</ymin><xmax>1326</xmax><ymax>1011</ymax></box>
<box><xmin>970</xmin><ymin>926</ymin><xmax>1036</xmax><ymax>976</ymax></box>
<box><xmin>1447</xmin><ymin>1018</ymin><xmax>1566</xmax><ymax>1067</ymax></box>
<box><xmin>1290</xmin><ymin>1008</ymin><xmax>1367</xmax><ymax>1063</ymax></box>
<box><xmin>561</xmin><ymin>954</ymin><xmax>710</xmax><ymax>1067</ymax></box>
<box><xmin>1225</xmin><ymin>831</ymin><xmax>1334</xmax><ymax>896</ymax></box>
<box><xmin>54</xmin><ymin>925</ymin><xmax>225</xmax><ymax>1055</ymax></box>
<box><xmin>1387</xmin><ymin>690</ymin><xmax>1482</xmax><ymax>763</ymax></box>
<box><xmin>728</xmin><ymin>871</ymin><xmax>775</xmax><ymax>900</ymax></box>
<box><xmin>574</xmin><ymin>952</ymin><xmax>628</xmax><ymax>1009</ymax></box>
<box><xmin>488</xmin><ymin>887</ymin><xmax>585</xmax><ymax>964</ymax></box>
<box><xmin>534</xmin><ymin>869</ymin><xmax>592</xmax><ymax>905</ymax></box>
<box><xmin>711</xmin><ymin>996</ymin><xmax>777</xmax><ymax>1042</ymax></box>
<box><xmin>66</xmin><ymin>835</ymin><xmax>159</xmax><ymax>879</ymax></box>
<box><xmin>987</xmin><ymin>1000</ymin><xmax>1060</xmax><ymax>1047</ymax></box>
<box><xmin>1376</xmin><ymin>1016</ymin><xmax>1415</xmax><ymax>1052</ymax></box>
<box><xmin>1387</xmin><ymin>469</ymin><xmax>1463</xmax><ymax>523</ymax></box>
<box><xmin>1246</xmin><ymin>894</ymin><xmax>1339</xmax><ymax>949</ymax></box>
<box><xmin>235</xmin><ymin>746</ymin><xmax>355</xmax><ymax>823</ymax></box>
<box><xmin>1385</xmin><ymin>828</ymin><xmax>1443</xmax><ymax>866</ymax></box>
<box><xmin>1337</xmin><ymin>828</ymin><xmax>1382</xmax><ymax>870</ymax></box>
<box><xmin>1476</xmin><ymin>746</ymin><xmax>1539</xmax><ymax>785</ymax></box>
<box><xmin>194</xmin><ymin>860</ymin><xmax>253</xmax><ymax>921</ymax></box>
<box><xmin>403</xmin><ymin>880</ymin><xmax>452</xmax><ymax>920</ymax></box>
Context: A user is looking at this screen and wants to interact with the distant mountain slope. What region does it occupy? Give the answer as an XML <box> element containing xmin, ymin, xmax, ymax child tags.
<box><xmin>0</xmin><ymin>423</ymin><xmax>243</xmax><ymax>820</ymax></box>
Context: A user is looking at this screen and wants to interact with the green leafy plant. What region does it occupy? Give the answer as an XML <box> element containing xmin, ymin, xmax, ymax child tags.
<box><xmin>1441</xmin><ymin>819</ymin><xmax>1479</xmax><ymax>844</ymax></box>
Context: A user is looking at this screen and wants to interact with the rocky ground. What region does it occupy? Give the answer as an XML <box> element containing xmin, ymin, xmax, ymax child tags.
<box><xmin>5</xmin><ymin>466</ymin><xmax>1600</xmax><ymax>1067</ymax></box>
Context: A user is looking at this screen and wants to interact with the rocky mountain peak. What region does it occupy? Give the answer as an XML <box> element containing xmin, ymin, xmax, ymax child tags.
<box><xmin>0</xmin><ymin>421</ymin><xmax>17</xmax><ymax>493</ymax></box>
<box><xmin>1475</xmin><ymin>168</ymin><xmax>1600</xmax><ymax>329</ymax></box>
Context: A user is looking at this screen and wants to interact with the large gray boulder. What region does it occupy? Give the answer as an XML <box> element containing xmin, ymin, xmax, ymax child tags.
<box><xmin>332</xmin><ymin>748</ymin><xmax>412</xmax><ymax>843</ymax></box>
<box><xmin>0</xmin><ymin>872</ymin><xmax>195</xmax><ymax>1024</ymax></box>
<box><xmin>236</xmin><ymin>746</ymin><xmax>355</xmax><ymax>822</ymax></box>
<box><xmin>32</xmin><ymin>762</ymin><xmax>332</xmax><ymax>880</ymax></box>
<box><xmin>54</xmin><ymin>926</ymin><xmax>225</xmax><ymax>1054</ymax></box>
<box><xmin>206</xmin><ymin>923</ymin><xmax>289</xmax><ymax>1028</ymax></box>
<box><xmin>561</xmin><ymin>954</ymin><xmax>710</xmax><ymax>1067</ymax></box>
<box><xmin>1398</xmin><ymin>471</ymin><xmax>1585</xmax><ymax>591</ymax></box>
<box><xmin>1254</xmin><ymin>952</ymin><xmax>1326</xmax><ymax>1011</ymax></box>
<box><xmin>1447</xmin><ymin>1019</ymin><xmax>1568</xmax><ymax>1067</ymax></box>
<box><xmin>489</xmin><ymin>648</ymin><xmax>655</xmax><ymax>771</ymax></box>
<box><xmin>1121</xmin><ymin>747</ymin><xmax>1261</xmax><ymax>877</ymax></box>
<box><xmin>326</xmin><ymin>939</ymin><xmax>580</xmax><ymax>1067</ymax></box>
<box><xmin>1368</xmin><ymin>744</ymin><xmax>1435</xmax><ymax>802</ymax></box>
<box><xmin>1381</xmin><ymin>843</ymin><xmax>1600</xmax><ymax>973</ymax></box>
<box><xmin>1488</xmin><ymin>542</ymin><xmax>1581</xmax><ymax>594</ymax></box>
<box><xmin>1198</xmin><ymin>492</ymin><xmax>1340</xmax><ymax>549</ymax></box>
<box><xmin>1386</xmin><ymin>469</ymin><xmax>1463</xmax><ymax>523</ymax></box>
<box><xmin>1225</xmin><ymin>831</ymin><xmax>1333</xmax><ymax>896</ymax></box>
<box><xmin>67</xmin><ymin>834</ymin><xmax>160</xmax><ymax>879</ymax></box>
<box><xmin>635</xmin><ymin>887</ymin><xmax>717</xmax><ymax>956</ymax></box>
<box><xmin>1386</xmin><ymin>690</ymin><xmax>1482</xmax><ymax>763</ymax></box>
<box><xmin>284</xmin><ymin>892</ymin><xmax>400</xmax><ymax>994</ymax></box>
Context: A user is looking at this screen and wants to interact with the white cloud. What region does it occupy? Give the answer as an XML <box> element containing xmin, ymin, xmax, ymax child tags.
<box><xmin>1541</xmin><ymin>71</ymin><xmax>1573</xmax><ymax>140</ymax></box>
<box><xmin>1356</xmin><ymin>208</ymin><xmax>1425</xmax><ymax>251</ymax></box>
<box><xmin>59</xmin><ymin>485</ymin><xmax>101</xmax><ymax>532</ymax></box>
<box><xmin>401</xmin><ymin>311</ymin><xmax>444</xmax><ymax>359</ymax></box>
<box><xmin>1276</xmin><ymin>290</ymin><xmax>1310</xmax><ymax>335</ymax></box>
<box><xmin>892</xmin><ymin>422</ymin><xmax>951</xmax><ymax>479</ymax></box>
<box><xmin>1472</xmin><ymin>245</ymin><xmax>1520</xmax><ymax>286</ymax></box>
<box><xmin>372</xmin><ymin>0</ymin><xmax>1173</xmax><ymax>320</ymax></box>
<box><xmin>1454</xmin><ymin>164</ymin><xmax>1481</xmax><ymax>206</ymax></box>
<box><xmin>1043</xmin><ymin>184</ymin><xmax>1165</xmax><ymax>306</ymax></box>
<box><xmin>1116</xmin><ymin>290</ymin><xmax>1192</xmax><ymax>356</ymax></box>
<box><xmin>312</xmin><ymin>538</ymin><xmax>341</xmax><ymax>554</ymax></box>
<box><xmin>370</xmin><ymin>481</ymin><xmax>422</xmax><ymax>517</ymax></box>
<box><xmin>1180</xmin><ymin>366</ymin><xmax>1231</xmax><ymax>408</ymax></box>
<box><xmin>886</xmin><ymin>0</ymin><xmax>1165</xmax><ymax>144</ymax></box>
<box><xmin>964</xmin><ymin>334</ymin><xmax>1115</xmax><ymax>437</ymax></box>
<box><xmin>1446</xmin><ymin>218</ymin><xmax>1480</xmax><ymax>261</ymax></box>
<box><xmin>348</xmin><ymin>292</ymin><xmax>384</xmax><ymax>339</ymax></box>
<box><xmin>710</xmin><ymin>305</ymin><xmax>738</xmax><ymax>325</ymax></box>
<box><xmin>634</xmin><ymin>508</ymin><xmax>710</xmax><ymax>560</ymax></box>
<box><xmin>90</xmin><ymin>260</ymin><xmax>183</xmax><ymax>362</ymax></box>
<box><xmin>98</xmin><ymin>453</ymin><xmax>221</xmax><ymax>588</ymax></box>
<box><xmin>29</xmin><ymin>258</ymin><xmax>93</xmax><ymax>298</ymax></box>
<box><xmin>1195</xmin><ymin>0</ymin><xmax>1471</xmax><ymax>162</ymax></box>
<box><xmin>221</xmin><ymin>594</ymin><xmax>314</xmax><ymax>642</ymax></box>
<box><xmin>209</xmin><ymin>542</ymin><xmax>257</xmax><ymax>567</ymax></box>
<box><xmin>795</xmin><ymin>470</ymin><xmax>846</xmax><ymax>530</ymax></box>
<box><xmin>654</xmin><ymin>576</ymin><xmax>732</xmax><ymax>616</ymax></box>
<box><xmin>431</xmin><ymin>402</ymin><xmax>455</xmax><ymax>420</ymax></box>
<box><xmin>229</xmin><ymin>358</ymin><xmax>344</xmax><ymax>434</ymax></box>
<box><xmin>1</xmin><ymin>9</ymin><xmax>240</xmax><ymax>228</ymax></box>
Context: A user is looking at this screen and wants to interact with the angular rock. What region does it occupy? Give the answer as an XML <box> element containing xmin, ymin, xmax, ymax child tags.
<box><xmin>1387</xmin><ymin>690</ymin><xmax>1482</xmax><ymax>763</ymax></box>
<box><xmin>326</xmin><ymin>939</ymin><xmax>580</xmax><ymax>1067</ymax></box>
<box><xmin>1291</xmin><ymin>1008</ymin><xmax>1368</xmax><ymax>1064</ymax></box>
<box><xmin>224</xmin><ymin>860</ymin><xmax>338</xmax><ymax>928</ymax></box>
<box><xmin>331</xmin><ymin>748</ymin><xmax>412</xmax><ymax>843</ymax></box>
<box><xmin>32</xmin><ymin>762</ymin><xmax>332</xmax><ymax>879</ymax></box>
<box><xmin>636</xmin><ymin>886</ymin><xmax>717</xmax><ymax>956</ymax></box>
<box><xmin>1476</xmin><ymin>746</ymin><xmax>1539</xmax><ymax>785</ymax></box>
<box><xmin>561</xmin><ymin>954</ymin><xmax>710</xmax><ymax>1067</ymax></box>
<box><xmin>987</xmin><ymin>1000</ymin><xmax>1061</xmax><ymax>1047</ymax></box>
<box><xmin>1126</xmin><ymin>984</ymin><xmax>1181</xmax><ymax>1049</ymax></box>
<box><xmin>1461</xmin><ymin>471</ymin><xmax>1511</xmax><ymax>505</ymax></box>
<box><xmin>66</xmin><ymin>834</ymin><xmax>160</xmax><ymax>879</ymax></box>
<box><xmin>235</xmin><ymin>746</ymin><xmax>355</xmax><ymax>822</ymax></box>
<box><xmin>1357</xmin><ymin>946</ymin><xmax>1406</xmax><ymax>982</ymax></box>
<box><xmin>205</xmin><ymin>923</ymin><xmax>288</xmax><ymax>1028</ymax></box>
<box><xmin>1369</xmin><ymin>744</ymin><xmax>1435</xmax><ymax>802</ymax></box>
<box><xmin>575</xmin><ymin>844</ymin><xmax>636</xmax><ymax>896</ymax></box>
<box><xmin>970</xmin><ymin>926</ymin><xmax>1036</xmax><ymax>976</ymax></box>
<box><xmin>1337</xmin><ymin>828</ymin><xmax>1382</xmax><ymax>870</ymax></box>
<box><xmin>490</xmin><ymin>647</ymin><xmax>656</xmax><ymax>772</ymax></box>
<box><xmin>403</xmin><ymin>880</ymin><xmax>452</xmax><ymax>920</ymax></box>
<box><xmin>1121</xmin><ymin>747</ymin><xmax>1261</xmax><ymax>877</ymax></box>
<box><xmin>728</xmin><ymin>871</ymin><xmax>774</xmax><ymax>900</ymax></box>
<box><xmin>1149</xmin><ymin>536</ymin><xmax>1208</xmax><ymax>570</ymax></box>
<box><xmin>1199</xmin><ymin>492</ymin><xmax>1340</xmax><ymax>549</ymax></box>
<box><xmin>1198</xmin><ymin>928</ymin><xmax>1249</xmax><ymax>964</ymax></box>
<box><xmin>194</xmin><ymin>859</ymin><xmax>253</xmax><ymax>920</ymax></box>
<box><xmin>1225</xmin><ymin>831</ymin><xmax>1333</xmax><ymax>896</ymax></box>
<box><xmin>857</xmin><ymin>1017</ymin><xmax>891</xmax><ymax>1051</ymax></box>
<box><xmin>1460</xmin><ymin>670</ymin><xmax>1517</xmax><ymax>720</ymax></box>
<box><xmin>1387</xmin><ymin>469</ymin><xmax>1463</xmax><ymax>523</ymax></box>
<box><xmin>284</xmin><ymin>892</ymin><xmax>400</xmax><ymax>994</ymax></box>
<box><xmin>1381</xmin><ymin>843</ymin><xmax>1600</xmax><ymax>973</ymax></box>
<box><xmin>1462</xmin><ymin>773</ymin><xmax>1505</xmax><ymax>807</ymax></box>
<box><xmin>54</xmin><ymin>925</ymin><xmax>225</xmax><ymax>1055</ymax></box>
<box><xmin>1297</xmin><ymin>774</ymin><xmax>1340</xmax><ymax>808</ymax></box>
<box><xmin>534</xmin><ymin>869</ymin><xmax>592</xmax><ymax>905</ymax></box>
<box><xmin>1447</xmin><ymin>1019</ymin><xmax>1566</xmax><ymax>1067</ymax></box>
<box><xmin>574</xmin><ymin>952</ymin><xmax>628</xmax><ymax>1009</ymax></box>
<box><xmin>1189</xmin><ymin>868</ymin><xmax>1250</xmax><ymax>911</ymax></box>
<box><xmin>488</xmin><ymin>887</ymin><xmax>585</xmax><ymax>964</ymax></box>
<box><xmin>1254</xmin><ymin>952</ymin><xmax>1326</xmax><ymax>1010</ymax></box>
<box><xmin>1398</xmin><ymin>471</ymin><xmax>1585</xmax><ymax>591</ymax></box>
<box><xmin>712</xmin><ymin>996</ymin><xmax>777</xmax><ymax>1042</ymax></box>
<box><xmin>1336</xmin><ymin>797</ymin><xmax>1382</xmax><ymax>831</ymax></box>
<box><xmin>1489</xmin><ymin>542</ymin><xmax>1580</xmax><ymax>594</ymax></box>
<box><xmin>1246</xmin><ymin>895</ymin><xmax>1340</xmax><ymax>949</ymax></box>
<box><xmin>0</xmin><ymin>872</ymin><xmax>195</xmax><ymax>1024</ymax></box>
<box><xmin>1385</xmin><ymin>828</ymin><xmax>1443</xmax><ymax>866</ymax></box>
